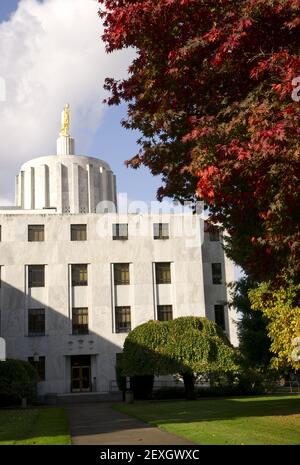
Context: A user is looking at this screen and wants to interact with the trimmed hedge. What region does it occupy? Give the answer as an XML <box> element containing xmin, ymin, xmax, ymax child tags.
<box><xmin>0</xmin><ymin>359</ymin><xmax>38</xmax><ymax>407</ymax></box>
<box><xmin>120</xmin><ymin>317</ymin><xmax>238</xmax><ymax>376</ymax></box>
<box><xmin>117</xmin><ymin>317</ymin><xmax>239</xmax><ymax>399</ymax></box>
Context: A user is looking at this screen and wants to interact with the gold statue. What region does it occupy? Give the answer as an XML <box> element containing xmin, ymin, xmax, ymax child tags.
<box><xmin>60</xmin><ymin>103</ymin><xmax>71</xmax><ymax>137</ymax></box>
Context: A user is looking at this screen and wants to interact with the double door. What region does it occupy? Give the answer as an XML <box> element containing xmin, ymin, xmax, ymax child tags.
<box><xmin>71</xmin><ymin>356</ymin><xmax>91</xmax><ymax>392</ymax></box>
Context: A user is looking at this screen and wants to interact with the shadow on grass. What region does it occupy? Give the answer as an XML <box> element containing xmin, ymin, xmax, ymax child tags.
<box><xmin>114</xmin><ymin>395</ymin><xmax>300</xmax><ymax>424</ymax></box>
<box><xmin>0</xmin><ymin>407</ymin><xmax>71</xmax><ymax>445</ymax></box>
<box><xmin>113</xmin><ymin>395</ymin><xmax>300</xmax><ymax>445</ymax></box>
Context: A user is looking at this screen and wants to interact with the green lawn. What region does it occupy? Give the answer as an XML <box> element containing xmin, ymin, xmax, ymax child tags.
<box><xmin>114</xmin><ymin>395</ymin><xmax>300</xmax><ymax>445</ymax></box>
<box><xmin>0</xmin><ymin>407</ymin><xmax>71</xmax><ymax>445</ymax></box>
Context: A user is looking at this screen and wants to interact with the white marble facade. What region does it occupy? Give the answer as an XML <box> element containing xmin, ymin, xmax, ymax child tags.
<box><xmin>0</xmin><ymin>130</ymin><xmax>238</xmax><ymax>396</ymax></box>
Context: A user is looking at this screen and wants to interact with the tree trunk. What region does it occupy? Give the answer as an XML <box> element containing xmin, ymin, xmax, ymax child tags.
<box><xmin>182</xmin><ymin>373</ymin><xmax>196</xmax><ymax>400</ymax></box>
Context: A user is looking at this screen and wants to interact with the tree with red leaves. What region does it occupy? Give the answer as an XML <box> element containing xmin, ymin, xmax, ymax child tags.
<box><xmin>99</xmin><ymin>0</ymin><xmax>300</xmax><ymax>281</ymax></box>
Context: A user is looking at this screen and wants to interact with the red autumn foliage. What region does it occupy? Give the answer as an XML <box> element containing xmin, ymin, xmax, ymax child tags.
<box><xmin>98</xmin><ymin>0</ymin><xmax>300</xmax><ymax>281</ymax></box>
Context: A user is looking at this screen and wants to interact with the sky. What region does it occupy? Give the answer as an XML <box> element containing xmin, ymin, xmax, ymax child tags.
<box><xmin>0</xmin><ymin>0</ymin><xmax>162</xmax><ymax>206</ymax></box>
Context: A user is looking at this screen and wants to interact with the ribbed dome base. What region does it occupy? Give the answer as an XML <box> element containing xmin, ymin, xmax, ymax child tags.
<box><xmin>15</xmin><ymin>154</ymin><xmax>117</xmax><ymax>214</ymax></box>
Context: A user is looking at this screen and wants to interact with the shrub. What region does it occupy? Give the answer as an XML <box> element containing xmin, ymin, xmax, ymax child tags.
<box><xmin>236</xmin><ymin>368</ymin><xmax>268</xmax><ymax>395</ymax></box>
<box><xmin>119</xmin><ymin>317</ymin><xmax>238</xmax><ymax>399</ymax></box>
<box><xmin>115</xmin><ymin>356</ymin><xmax>127</xmax><ymax>401</ymax></box>
<box><xmin>0</xmin><ymin>359</ymin><xmax>38</xmax><ymax>407</ymax></box>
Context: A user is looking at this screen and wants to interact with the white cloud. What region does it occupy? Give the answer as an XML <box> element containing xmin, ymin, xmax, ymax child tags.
<box><xmin>0</xmin><ymin>0</ymin><xmax>133</xmax><ymax>204</ymax></box>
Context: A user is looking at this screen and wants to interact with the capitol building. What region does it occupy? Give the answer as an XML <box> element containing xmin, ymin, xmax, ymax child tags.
<box><xmin>0</xmin><ymin>107</ymin><xmax>238</xmax><ymax>398</ymax></box>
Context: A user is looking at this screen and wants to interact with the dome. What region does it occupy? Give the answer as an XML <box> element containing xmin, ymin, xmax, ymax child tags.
<box><xmin>15</xmin><ymin>106</ymin><xmax>117</xmax><ymax>214</ymax></box>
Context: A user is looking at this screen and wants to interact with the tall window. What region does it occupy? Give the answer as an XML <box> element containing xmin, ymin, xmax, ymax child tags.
<box><xmin>72</xmin><ymin>308</ymin><xmax>89</xmax><ymax>335</ymax></box>
<box><xmin>72</xmin><ymin>264</ymin><xmax>88</xmax><ymax>286</ymax></box>
<box><xmin>71</xmin><ymin>224</ymin><xmax>87</xmax><ymax>241</ymax></box>
<box><xmin>28</xmin><ymin>308</ymin><xmax>45</xmax><ymax>336</ymax></box>
<box><xmin>157</xmin><ymin>305</ymin><xmax>173</xmax><ymax>321</ymax></box>
<box><xmin>153</xmin><ymin>223</ymin><xmax>169</xmax><ymax>240</ymax></box>
<box><xmin>155</xmin><ymin>262</ymin><xmax>171</xmax><ymax>284</ymax></box>
<box><xmin>115</xmin><ymin>306</ymin><xmax>131</xmax><ymax>333</ymax></box>
<box><xmin>28</xmin><ymin>265</ymin><xmax>45</xmax><ymax>288</ymax></box>
<box><xmin>112</xmin><ymin>224</ymin><xmax>128</xmax><ymax>240</ymax></box>
<box><xmin>214</xmin><ymin>305</ymin><xmax>225</xmax><ymax>330</ymax></box>
<box><xmin>28</xmin><ymin>356</ymin><xmax>46</xmax><ymax>381</ymax></box>
<box><xmin>114</xmin><ymin>263</ymin><xmax>130</xmax><ymax>285</ymax></box>
<box><xmin>212</xmin><ymin>263</ymin><xmax>222</xmax><ymax>285</ymax></box>
<box><xmin>28</xmin><ymin>225</ymin><xmax>44</xmax><ymax>242</ymax></box>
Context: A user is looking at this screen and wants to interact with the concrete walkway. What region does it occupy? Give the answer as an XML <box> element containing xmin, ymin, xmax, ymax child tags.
<box><xmin>65</xmin><ymin>402</ymin><xmax>195</xmax><ymax>445</ymax></box>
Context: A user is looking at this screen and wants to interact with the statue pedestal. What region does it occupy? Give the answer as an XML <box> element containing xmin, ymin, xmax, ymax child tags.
<box><xmin>57</xmin><ymin>136</ymin><xmax>75</xmax><ymax>156</ymax></box>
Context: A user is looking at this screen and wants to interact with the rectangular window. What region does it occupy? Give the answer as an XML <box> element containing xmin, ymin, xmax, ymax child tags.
<box><xmin>153</xmin><ymin>223</ymin><xmax>169</xmax><ymax>240</ymax></box>
<box><xmin>71</xmin><ymin>264</ymin><xmax>88</xmax><ymax>286</ymax></box>
<box><xmin>28</xmin><ymin>265</ymin><xmax>45</xmax><ymax>288</ymax></box>
<box><xmin>71</xmin><ymin>224</ymin><xmax>87</xmax><ymax>241</ymax></box>
<box><xmin>157</xmin><ymin>305</ymin><xmax>173</xmax><ymax>321</ymax></box>
<box><xmin>115</xmin><ymin>306</ymin><xmax>131</xmax><ymax>333</ymax></box>
<box><xmin>214</xmin><ymin>305</ymin><xmax>225</xmax><ymax>330</ymax></box>
<box><xmin>114</xmin><ymin>263</ymin><xmax>130</xmax><ymax>285</ymax></box>
<box><xmin>112</xmin><ymin>223</ymin><xmax>128</xmax><ymax>240</ymax></box>
<box><xmin>212</xmin><ymin>263</ymin><xmax>222</xmax><ymax>285</ymax></box>
<box><xmin>28</xmin><ymin>225</ymin><xmax>44</xmax><ymax>242</ymax></box>
<box><xmin>155</xmin><ymin>262</ymin><xmax>171</xmax><ymax>284</ymax></box>
<box><xmin>28</xmin><ymin>308</ymin><xmax>45</xmax><ymax>336</ymax></box>
<box><xmin>28</xmin><ymin>356</ymin><xmax>46</xmax><ymax>381</ymax></box>
<box><xmin>72</xmin><ymin>308</ymin><xmax>89</xmax><ymax>335</ymax></box>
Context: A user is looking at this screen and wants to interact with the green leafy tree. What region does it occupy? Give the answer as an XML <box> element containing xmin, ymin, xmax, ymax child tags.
<box><xmin>249</xmin><ymin>275</ymin><xmax>300</xmax><ymax>371</ymax></box>
<box><xmin>231</xmin><ymin>277</ymin><xmax>271</xmax><ymax>369</ymax></box>
<box><xmin>118</xmin><ymin>317</ymin><xmax>238</xmax><ymax>399</ymax></box>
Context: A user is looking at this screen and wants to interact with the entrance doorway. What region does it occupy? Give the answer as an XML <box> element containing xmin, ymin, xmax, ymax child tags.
<box><xmin>71</xmin><ymin>355</ymin><xmax>91</xmax><ymax>392</ymax></box>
